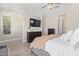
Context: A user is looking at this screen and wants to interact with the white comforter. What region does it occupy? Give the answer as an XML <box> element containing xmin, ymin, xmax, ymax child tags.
<box><xmin>44</xmin><ymin>39</ymin><xmax>79</xmax><ymax>56</ymax></box>
<box><xmin>44</xmin><ymin>28</ymin><xmax>79</xmax><ymax>56</ymax></box>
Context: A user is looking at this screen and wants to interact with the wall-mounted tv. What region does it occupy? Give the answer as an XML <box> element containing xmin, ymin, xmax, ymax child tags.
<box><xmin>30</xmin><ymin>18</ymin><xmax>41</xmax><ymax>27</ymax></box>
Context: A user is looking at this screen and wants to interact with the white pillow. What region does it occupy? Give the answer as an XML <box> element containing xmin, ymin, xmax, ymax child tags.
<box><xmin>60</xmin><ymin>33</ymin><xmax>66</xmax><ymax>40</ymax></box>
<box><xmin>70</xmin><ymin>28</ymin><xmax>79</xmax><ymax>46</ymax></box>
<box><xmin>73</xmin><ymin>42</ymin><xmax>79</xmax><ymax>49</ymax></box>
<box><xmin>61</xmin><ymin>30</ymin><xmax>73</xmax><ymax>41</ymax></box>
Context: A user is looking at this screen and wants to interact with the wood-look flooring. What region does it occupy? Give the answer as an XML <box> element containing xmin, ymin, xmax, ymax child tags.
<box><xmin>0</xmin><ymin>40</ymin><xmax>34</xmax><ymax>56</ymax></box>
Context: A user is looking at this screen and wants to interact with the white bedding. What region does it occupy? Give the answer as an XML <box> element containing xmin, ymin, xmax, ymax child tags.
<box><xmin>44</xmin><ymin>39</ymin><xmax>75</xmax><ymax>56</ymax></box>
<box><xmin>44</xmin><ymin>38</ymin><xmax>79</xmax><ymax>56</ymax></box>
<box><xmin>44</xmin><ymin>28</ymin><xmax>79</xmax><ymax>56</ymax></box>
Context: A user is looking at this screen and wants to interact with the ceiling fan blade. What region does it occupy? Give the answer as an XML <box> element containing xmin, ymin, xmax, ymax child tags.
<box><xmin>54</xmin><ymin>3</ymin><xmax>61</xmax><ymax>8</ymax></box>
<box><xmin>55</xmin><ymin>6</ymin><xmax>59</xmax><ymax>8</ymax></box>
<box><xmin>41</xmin><ymin>4</ymin><xmax>48</xmax><ymax>9</ymax></box>
<box><xmin>41</xmin><ymin>3</ymin><xmax>61</xmax><ymax>10</ymax></box>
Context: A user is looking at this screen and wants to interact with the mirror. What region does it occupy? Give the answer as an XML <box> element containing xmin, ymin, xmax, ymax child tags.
<box><xmin>3</xmin><ymin>15</ymin><xmax>11</xmax><ymax>34</ymax></box>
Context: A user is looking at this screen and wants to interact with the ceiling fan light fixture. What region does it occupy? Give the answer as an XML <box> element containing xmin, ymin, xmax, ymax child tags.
<box><xmin>48</xmin><ymin>3</ymin><xmax>53</xmax><ymax>9</ymax></box>
<box><xmin>41</xmin><ymin>3</ymin><xmax>61</xmax><ymax>10</ymax></box>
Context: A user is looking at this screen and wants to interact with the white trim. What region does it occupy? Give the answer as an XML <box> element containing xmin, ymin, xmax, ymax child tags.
<box><xmin>0</xmin><ymin>38</ymin><xmax>22</xmax><ymax>43</ymax></box>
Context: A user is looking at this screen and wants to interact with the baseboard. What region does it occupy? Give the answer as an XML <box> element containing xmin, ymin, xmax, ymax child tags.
<box><xmin>0</xmin><ymin>38</ymin><xmax>22</xmax><ymax>43</ymax></box>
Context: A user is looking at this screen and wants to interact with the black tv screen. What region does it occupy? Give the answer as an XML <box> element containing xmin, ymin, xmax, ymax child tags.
<box><xmin>30</xmin><ymin>18</ymin><xmax>41</xmax><ymax>27</ymax></box>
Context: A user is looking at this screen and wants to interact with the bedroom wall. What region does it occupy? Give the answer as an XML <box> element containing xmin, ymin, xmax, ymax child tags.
<box><xmin>0</xmin><ymin>9</ymin><xmax>42</xmax><ymax>42</ymax></box>
<box><xmin>64</xmin><ymin>4</ymin><xmax>79</xmax><ymax>32</ymax></box>
<box><xmin>44</xmin><ymin>4</ymin><xmax>79</xmax><ymax>35</ymax></box>
<box><xmin>43</xmin><ymin>15</ymin><xmax>58</xmax><ymax>35</ymax></box>
<box><xmin>0</xmin><ymin>10</ymin><xmax>24</xmax><ymax>41</ymax></box>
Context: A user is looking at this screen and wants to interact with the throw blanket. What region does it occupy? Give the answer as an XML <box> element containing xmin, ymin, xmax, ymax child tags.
<box><xmin>30</xmin><ymin>34</ymin><xmax>59</xmax><ymax>49</ymax></box>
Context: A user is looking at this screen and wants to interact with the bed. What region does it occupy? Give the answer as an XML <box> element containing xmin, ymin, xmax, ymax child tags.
<box><xmin>30</xmin><ymin>27</ymin><xmax>79</xmax><ymax>56</ymax></box>
<box><xmin>30</xmin><ymin>34</ymin><xmax>59</xmax><ymax>49</ymax></box>
<box><xmin>44</xmin><ymin>27</ymin><xmax>79</xmax><ymax>56</ymax></box>
<box><xmin>44</xmin><ymin>39</ymin><xmax>74</xmax><ymax>56</ymax></box>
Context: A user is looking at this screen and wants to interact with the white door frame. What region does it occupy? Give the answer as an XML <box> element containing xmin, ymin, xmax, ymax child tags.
<box><xmin>58</xmin><ymin>13</ymin><xmax>67</xmax><ymax>35</ymax></box>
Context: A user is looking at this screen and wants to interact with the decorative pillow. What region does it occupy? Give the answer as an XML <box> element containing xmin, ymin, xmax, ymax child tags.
<box><xmin>60</xmin><ymin>30</ymin><xmax>73</xmax><ymax>41</ymax></box>
<box><xmin>70</xmin><ymin>27</ymin><xmax>79</xmax><ymax>46</ymax></box>
<box><xmin>73</xmin><ymin>42</ymin><xmax>79</xmax><ymax>49</ymax></box>
<box><xmin>60</xmin><ymin>33</ymin><xmax>66</xmax><ymax>40</ymax></box>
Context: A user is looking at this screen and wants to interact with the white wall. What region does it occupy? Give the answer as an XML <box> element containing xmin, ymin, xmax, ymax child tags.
<box><xmin>0</xmin><ymin>9</ymin><xmax>42</xmax><ymax>42</ymax></box>
<box><xmin>0</xmin><ymin>10</ymin><xmax>25</xmax><ymax>41</ymax></box>
<box><xmin>44</xmin><ymin>15</ymin><xmax>58</xmax><ymax>35</ymax></box>
<box><xmin>44</xmin><ymin>4</ymin><xmax>79</xmax><ymax>35</ymax></box>
<box><xmin>64</xmin><ymin>4</ymin><xmax>79</xmax><ymax>32</ymax></box>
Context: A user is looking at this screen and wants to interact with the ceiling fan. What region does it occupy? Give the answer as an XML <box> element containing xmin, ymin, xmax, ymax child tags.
<box><xmin>41</xmin><ymin>3</ymin><xmax>61</xmax><ymax>10</ymax></box>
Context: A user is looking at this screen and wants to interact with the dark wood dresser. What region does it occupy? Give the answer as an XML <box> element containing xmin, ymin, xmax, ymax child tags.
<box><xmin>27</xmin><ymin>31</ymin><xmax>42</xmax><ymax>43</ymax></box>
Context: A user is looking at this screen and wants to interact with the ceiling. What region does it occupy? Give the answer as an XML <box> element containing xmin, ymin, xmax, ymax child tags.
<box><xmin>0</xmin><ymin>3</ymin><xmax>70</xmax><ymax>17</ymax></box>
